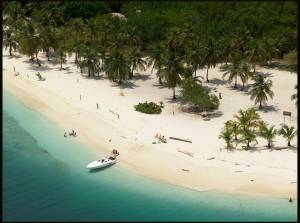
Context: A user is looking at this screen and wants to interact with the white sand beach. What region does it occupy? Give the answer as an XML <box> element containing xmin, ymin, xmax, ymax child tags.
<box><xmin>3</xmin><ymin>49</ymin><xmax>297</xmax><ymax>199</ymax></box>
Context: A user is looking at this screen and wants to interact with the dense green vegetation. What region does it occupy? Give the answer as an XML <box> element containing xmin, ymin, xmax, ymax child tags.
<box><xmin>180</xmin><ymin>77</ymin><xmax>219</xmax><ymax>111</ymax></box>
<box><xmin>2</xmin><ymin>1</ymin><xmax>297</xmax><ymax>107</ymax></box>
<box><xmin>219</xmin><ymin>108</ymin><xmax>297</xmax><ymax>150</ymax></box>
<box><xmin>134</xmin><ymin>101</ymin><xmax>163</xmax><ymax>114</ymax></box>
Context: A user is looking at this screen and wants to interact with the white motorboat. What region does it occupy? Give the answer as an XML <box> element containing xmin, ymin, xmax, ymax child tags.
<box><xmin>86</xmin><ymin>156</ymin><xmax>116</xmax><ymax>170</ymax></box>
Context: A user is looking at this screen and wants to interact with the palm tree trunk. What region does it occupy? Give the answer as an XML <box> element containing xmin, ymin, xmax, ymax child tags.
<box><xmin>288</xmin><ymin>141</ymin><xmax>291</xmax><ymax>147</ymax></box>
<box><xmin>194</xmin><ymin>69</ymin><xmax>197</xmax><ymax>80</ymax></box>
<box><xmin>259</xmin><ymin>101</ymin><xmax>262</xmax><ymax>109</ymax></box>
<box><xmin>75</xmin><ymin>52</ymin><xmax>78</xmax><ymax>64</ymax></box>
<box><xmin>35</xmin><ymin>52</ymin><xmax>41</xmax><ymax>67</ymax></box>
<box><xmin>130</xmin><ymin>66</ymin><xmax>134</xmax><ymax>80</ymax></box>
<box><xmin>206</xmin><ymin>66</ymin><xmax>209</xmax><ymax>82</ymax></box>
<box><xmin>173</xmin><ymin>87</ymin><xmax>176</xmax><ymax>99</ymax></box>
<box><xmin>246</xmin><ymin>141</ymin><xmax>250</xmax><ymax>150</ymax></box>
<box><xmin>234</xmin><ymin>76</ymin><xmax>237</xmax><ymax>88</ymax></box>
<box><xmin>46</xmin><ymin>48</ymin><xmax>50</xmax><ymax>61</ymax></box>
<box><xmin>267</xmin><ymin>141</ymin><xmax>271</xmax><ymax>148</ymax></box>
<box><xmin>242</xmin><ymin>81</ymin><xmax>244</xmax><ymax>90</ymax></box>
<box><xmin>60</xmin><ymin>58</ymin><xmax>63</xmax><ymax>69</ymax></box>
<box><xmin>9</xmin><ymin>44</ymin><xmax>12</xmax><ymax>56</ymax></box>
<box><xmin>158</xmin><ymin>65</ymin><xmax>162</xmax><ymax>84</ymax></box>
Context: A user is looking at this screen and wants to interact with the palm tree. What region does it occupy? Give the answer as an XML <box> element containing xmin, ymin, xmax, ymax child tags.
<box><xmin>17</xmin><ymin>19</ymin><xmax>42</xmax><ymax>66</ymax></box>
<box><xmin>259</xmin><ymin>123</ymin><xmax>277</xmax><ymax>148</ymax></box>
<box><xmin>203</xmin><ymin>38</ymin><xmax>219</xmax><ymax>82</ymax></box>
<box><xmin>53</xmin><ymin>26</ymin><xmax>68</xmax><ymax>70</ymax></box>
<box><xmin>239</xmin><ymin>62</ymin><xmax>253</xmax><ymax>90</ymax></box>
<box><xmin>291</xmin><ymin>85</ymin><xmax>297</xmax><ymax>107</ymax></box>
<box><xmin>39</xmin><ymin>25</ymin><xmax>57</xmax><ymax>61</ymax></box>
<box><xmin>221</xmin><ymin>59</ymin><xmax>242</xmax><ymax>88</ymax></box>
<box><xmin>278</xmin><ymin>124</ymin><xmax>297</xmax><ymax>147</ymax></box>
<box><xmin>66</xmin><ymin>18</ymin><xmax>87</xmax><ymax>64</ymax></box>
<box><xmin>225</xmin><ymin>120</ymin><xmax>240</xmax><ymax>140</ymax></box>
<box><xmin>245</xmin><ymin>39</ymin><xmax>266</xmax><ymax>72</ymax></box>
<box><xmin>147</xmin><ymin>43</ymin><xmax>165</xmax><ymax>84</ymax></box>
<box><xmin>240</xmin><ymin>128</ymin><xmax>258</xmax><ymax>150</ymax></box>
<box><xmin>160</xmin><ymin>53</ymin><xmax>185</xmax><ymax>99</ymax></box>
<box><xmin>219</xmin><ymin>128</ymin><xmax>234</xmax><ymax>149</ymax></box>
<box><xmin>234</xmin><ymin>107</ymin><xmax>261</xmax><ymax>131</ymax></box>
<box><xmin>249</xmin><ymin>74</ymin><xmax>274</xmax><ymax>109</ymax></box>
<box><xmin>219</xmin><ymin>37</ymin><xmax>233</xmax><ymax>65</ymax></box>
<box><xmin>3</xmin><ymin>28</ymin><xmax>18</xmax><ymax>56</ymax></box>
<box><xmin>85</xmin><ymin>17</ymin><xmax>101</xmax><ymax>43</ymax></box>
<box><xmin>129</xmin><ymin>47</ymin><xmax>147</xmax><ymax>79</ymax></box>
<box><xmin>103</xmin><ymin>49</ymin><xmax>131</xmax><ymax>84</ymax></box>
<box><xmin>185</xmin><ymin>38</ymin><xmax>204</xmax><ymax>81</ymax></box>
<box><xmin>262</xmin><ymin>37</ymin><xmax>279</xmax><ymax>65</ymax></box>
<box><xmin>81</xmin><ymin>46</ymin><xmax>102</xmax><ymax>77</ymax></box>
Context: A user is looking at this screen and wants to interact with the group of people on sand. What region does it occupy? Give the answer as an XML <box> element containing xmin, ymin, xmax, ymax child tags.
<box><xmin>112</xmin><ymin>149</ymin><xmax>120</xmax><ymax>156</ymax></box>
<box><xmin>155</xmin><ymin>134</ymin><xmax>167</xmax><ymax>143</ymax></box>
<box><xmin>64</xmin><ymin>130</ymin><xmax>77</xmax><ymax>137</ymax></box>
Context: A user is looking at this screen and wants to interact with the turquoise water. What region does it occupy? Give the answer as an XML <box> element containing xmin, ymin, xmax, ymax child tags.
<box><xmin>3</xmin><ymin>89</ymin><xmax>297</xmax><ymax>221</ymax></box>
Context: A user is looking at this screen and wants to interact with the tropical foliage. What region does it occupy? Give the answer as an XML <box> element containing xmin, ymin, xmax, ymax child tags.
<box><xmin>258</xmin><ymin>123</ymin><xmax>277</xmax><ymax>148</ymax></box>
<box><xmin>278</xmin><ymin>124</ymin><xmax>297</xmax><ymax>147</ymax></box>
<box><xmin>134</xmin><ymin>101</ymin><xmax>163</xmax><ymax>114</ymax></box>
<box><xmin>180</xmin><ymin>77</ymin><xmax>219</xmax><ymax>111</ymax></box>
<box><xmin>220</xmin><ymin>108</ymin><xmax>297</xmax><ymax>150</ymax></box>
<box><xmin>249</xmin><ymin>74</ymin><xmax>274</xmax><ymax>109</ymax></box>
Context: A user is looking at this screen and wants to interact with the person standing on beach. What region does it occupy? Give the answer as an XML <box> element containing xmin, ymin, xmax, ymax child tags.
<box><xmin>80</xmin><ymin>95</ymin><xmax>82</xmax><ymax>100</ymax></box>
<box><xmin>96</xmin><ymin>103</ymin><xmax>99</xmax><ymax>109</ymax></box>
<box><xmin>13</xmin><ymin>66</ymin><xmax>15</xmax><ymax>72</ymax></box>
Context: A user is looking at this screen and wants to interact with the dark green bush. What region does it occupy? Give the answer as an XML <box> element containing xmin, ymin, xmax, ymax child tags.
<box><xmin>180</xmin><ymin>77</ymin><xmax>220</xmax><ymax>110</ymax></box>
<box><xmin>134</xmin><ymin>101</ymin><xmax>162</xmax><ymax>114</ymax></box>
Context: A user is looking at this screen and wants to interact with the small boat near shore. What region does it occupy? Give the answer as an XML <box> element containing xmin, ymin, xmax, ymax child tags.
<box><xmin>86</xmin><ymin>156</ymin><xmax>116</xmax><ymax>170</ymax></box>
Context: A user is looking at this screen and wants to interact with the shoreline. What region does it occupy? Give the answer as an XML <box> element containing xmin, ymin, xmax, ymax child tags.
<box><xmin>3</xmin><ymin>67</ymin><xmax>297</xmax><ymax>199</ymax></box>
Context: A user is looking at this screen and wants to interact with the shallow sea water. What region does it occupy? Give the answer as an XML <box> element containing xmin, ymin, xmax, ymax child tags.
<box><xmin>3</xmin><ymin>90</ymin><xmax>297</xmax><ymax>221</ymax></box>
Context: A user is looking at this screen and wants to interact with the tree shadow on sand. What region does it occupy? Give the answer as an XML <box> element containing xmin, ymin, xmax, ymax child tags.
<box><xmin>3</xmin><ymin>54</ymin><xmax>22</xmax><ymax>59</ymax></box>
<box><xmin>259</xmin><ymin>105</ymin><xmax>279</xmax><ymax>113</ymax></box>
<box><xmin>110</xmin><ymin>81</ymin><xmax>139</xmax><ymax>89</ymax></box>
<box><xmin>208</xmin><ymin>78</ymin><xmax>228</xmax><ymax>86</ymax></box>
<box><xmin>152</xmin><ymin>83</ymin><xmax>168</xmax><ymax>89</ymax></box>
<box><xmin>164</xmin><ymin>96</ymin><xmax>188</xmax><ymax>105</ymax></box>
<box><xmin>132</xmin><ymin>73</ymin><xmax>152</xmax><ymax>81</ymax></box>
<box><xmin>27</xmin><ymin>64</ymin><xmax>52</xmax><ymax>72</ymax></box>
<box><xmin>82</xmin><ymin>75</ymin><xmax>106</xmax><ymax>81</ymax></box>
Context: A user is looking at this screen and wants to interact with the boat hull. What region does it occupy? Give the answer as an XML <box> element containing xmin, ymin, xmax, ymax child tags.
<box><xmin>86</xmin><ymin>160</ymin><xmax>116</xmax><ymax>170</ymax></box>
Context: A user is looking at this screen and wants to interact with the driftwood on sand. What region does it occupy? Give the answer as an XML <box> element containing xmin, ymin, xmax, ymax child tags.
<box><xmin>169</xmin><ymin>137</ymin><xmax>192</xmax><ymax>143</ymax></box>
<box><xmin>177</xmin><ymin>149</ymin><xmax>193</xmax><ymax>157</ymax></box>
<box><xmin>207</xmin><ymin>157</ymin><xmax>215</xmax><ymax>160</ymax></box>
<box><xmin>181</xmin><ymin>169</ymin><xmax>190</xmax><ymax>172</ymax></box>
<box><xmin>109</xmin><ymin>109</ymin><xmax>120</xmax><ymax>119</ymax></box>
